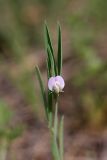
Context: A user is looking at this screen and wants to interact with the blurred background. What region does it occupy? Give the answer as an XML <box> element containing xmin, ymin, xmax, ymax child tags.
<box><xmin>0</xmin><ymin>0</ymin><xmax>107</xmax><ymax>159</ymax></box>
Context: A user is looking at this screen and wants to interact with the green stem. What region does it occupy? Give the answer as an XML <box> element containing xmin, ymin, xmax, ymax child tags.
<box><xmin>48</xmin><ymin>94</ymin><xmax>64</xmax><ymax>160</ymax></box>
<box><xmin>50</xmin><ymin>95</ymin><xmax>60</xmax><ymax>160</ymax></box>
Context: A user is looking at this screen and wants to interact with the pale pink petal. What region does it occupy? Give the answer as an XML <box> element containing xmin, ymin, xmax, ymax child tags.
<box><xmin>55</xmin><ymin>76</ymin><xmax>65</xmax><ymax>89</ymax></box>
<box><xmin>48</xmin><ymin>77</ymin><xmax>56</xmax><ymax>91</ymax></box>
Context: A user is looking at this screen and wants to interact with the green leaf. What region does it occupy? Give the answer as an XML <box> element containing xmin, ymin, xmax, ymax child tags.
<box><xmin>57</xmin><ymin>23</ymin><xmax>62</xmax><ymax>75</ymax></box>
<box><xmin>59</xmin><ymin>116</ymin><xmax>64</xmax><ymax>160</ymax></box>
<box><xmin>44</xmin><ymin>22</ymin><xmax>54</xmax><ymax>57</ymax></box>
<box><xmin>44</xmin><ymin>23</ymin><xmax>57</xmax><ymax>75</ymax></box>
<box><xmin>47</xmin><ymin>45</ymin><xmax>55</xmax><ymax>76</ymax></box>
<box><xmin>35</xmin><ymin>66</ymin><xmax>48</xmax><ymax>120</ymax></box>
<box><xmin>46</xmin><ymin>57</ymin><xmax>51</xmax><ymax>78</ymax></box>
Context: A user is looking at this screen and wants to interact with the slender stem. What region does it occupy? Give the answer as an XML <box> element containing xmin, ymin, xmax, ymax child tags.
<box><xmin>49</xmin><ymin>94</ymin><xmax>64</xmax><ymax>160</ymax></box>
<box><xmin>49</xmin><ymin>94</ymin><xmax>61</xmax><ymax>160</ymax></box>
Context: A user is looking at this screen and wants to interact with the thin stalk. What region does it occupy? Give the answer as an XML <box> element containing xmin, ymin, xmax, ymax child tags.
<box><xmin>49</xmin><ymin>95</ymin><xmax>61</xmax><ymax>160</ymax></box>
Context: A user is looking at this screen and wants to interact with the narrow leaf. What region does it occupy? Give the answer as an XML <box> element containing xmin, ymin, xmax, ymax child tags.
<box><xmin>44</xmin><ymin>23</ymin><xmax>57</xmax><ymax>75</ymax></box>
<box><xmin>46</xmin><ymin>57</ymin><xmax>51</xmax><ymax>78</ymax></box>
<box><xmin>35</xmin><ymin>66</ymin><xmax>48</xmax><ymax>120</ymax></box>
<box><xmin>57</xmin><ymin>23</ymin><xmax>62</xmax><ymax>75</ymax></box>
<box><xmin>45</xmin><ymin>22</ymin><xmax>54</xmax><ymax>55</ymax></box>
<box><xmin>47</xmin><ymin>45</ymin><xmax>55</xmax><ymax>76</ymax></box>
<box><xmin>59</xmin><ymin>116</ymin><xmax>64</xmax><ymax>160</ymax></box>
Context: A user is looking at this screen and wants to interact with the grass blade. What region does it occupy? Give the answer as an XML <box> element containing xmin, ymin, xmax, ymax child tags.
<box><xmin>57</xmin><ymin>23</ymin><xmax>62</xmax><ymax>75</ymax></box>
<box><xmin>59</xmin><ymin>116</ymin><xmax>64</xmax><ymax>160</ymax></box>
<box><xmin>35</xmin><ymin>66</ymin><xmax>48</xmax><ymax>120</ymax></box>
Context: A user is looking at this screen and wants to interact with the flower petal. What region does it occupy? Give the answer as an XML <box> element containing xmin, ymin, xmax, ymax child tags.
<box><xmin>55</xmin><ymin>76</ymin><xmax>65</xmax><ymax>89</ymax></box>
<box><xmin>48</xmin><ymin>77</ymin><xmax>56</xmax><ymax>91</ymax></box>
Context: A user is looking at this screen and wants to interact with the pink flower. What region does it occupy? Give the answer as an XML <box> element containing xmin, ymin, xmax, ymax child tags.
<box><xmin>48</xmin><ymin>76</ymin><xmax>65</xmax><ymax>94</ymax></box>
